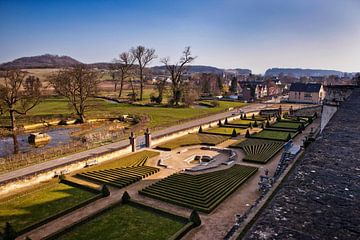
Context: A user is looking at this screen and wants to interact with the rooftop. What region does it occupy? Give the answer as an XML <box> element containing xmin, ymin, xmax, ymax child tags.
<box><xmin>289</xmin><ymin>82</ymin><xmax>322</xmax><ymax>92</ymax></box>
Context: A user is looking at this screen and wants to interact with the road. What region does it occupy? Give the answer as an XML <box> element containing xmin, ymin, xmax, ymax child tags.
<box><xmin>0</xmin><ymin>103</ymin><xmax>278</xmax><ymax>184</ymax></box>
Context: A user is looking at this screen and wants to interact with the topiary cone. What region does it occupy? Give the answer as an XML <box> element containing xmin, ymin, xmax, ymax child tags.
<box><xmin>190</xmin><ymin>210</ymin><xmax>201</xmax><ymax>227</ymax></box>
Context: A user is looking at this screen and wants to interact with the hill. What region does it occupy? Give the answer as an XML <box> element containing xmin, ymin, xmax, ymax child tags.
<box><xmin>0</xmin><ymin>54</ymin><xmax>83</xmax><ymax>69</ymax></box>
<box><xmin>264</xmin><ymin>68</ymin><xmax>347</xmax><ymax>78</ymax></box>
<box><xmin>152</xmin><ymin>65</ymin><xmax>251</xmax><ymax>75</ymax></box>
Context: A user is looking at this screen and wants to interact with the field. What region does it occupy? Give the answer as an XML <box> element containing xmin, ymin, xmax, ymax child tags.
<box><xmin>57</xmin><ymin>204</ymin><xmax>186</xmax><ymax>240</ymax></box>
<box><xmin>271</xmin><ymin>122</ymin><xmax>302</xmax><ymax>129</ymax></box>
<box><xmin>230</xmin><ymin>139</ymin><xmax>284</xmax><ymax>163</ymax></box>
<box><xmin>251</xmin><ymin>130</ymin><xmax>295</xmax><ymax>141</ymax></box>
<box><xmin>75</xmin><ymin>150</ymin><xmax>160</xmax><ymax>188</ymax></box>
<box><xmin>0</xmin><ymin>97</ymin><xmax>247</xmax><ymax>128</ymax></box>
<box><xmin>139</xmin><ymin>164</ymin><xmax>258</xmax><ymax>213</ymax></box>
<box><xmin>0</xmin><ymin>181</ymin><xmax>95</xmax><ymax>232</ymax></box>
<box><xmin>203</xmin><ymin>127</ymin><xmax>247</xmax><ymax>136</ymax></box>
<box><xmin>156</xmin><ymin>133</ymin><xmax>229</xmax><ymax>151</ymax></box>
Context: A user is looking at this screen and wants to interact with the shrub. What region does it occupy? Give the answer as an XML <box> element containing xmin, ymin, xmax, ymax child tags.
<box><xmin>190</xmin><ymin>210</ymin><xmax>201</xmax><ymax>227</ymax></box>
<box><xmin>252</xmin><ymin>114</ymin><xmax>255</xmax><ymax>120</ymax></box>
<box><xmin>248</xmin><ymin>122</ymin><xmax>253</xmax><ymax>129</ymax></box>
<box><xmin>276</xmin><ymin>116</ymin><xmax>281</xmax><ymax>122</ymax></box>
<box><xmin>59</xmin><ymin>174</ymin><xmax>66</xmax><ymax>181</ymax></box>
<box><xmin>253</xmin><ymin>120</ymin><xmax>258</xmax><ymax>127</ymax></box>
<box><xmin>122</xmin><ymin>191</ymin><xmax>131</xmax><ymax>203</ymax></box>
<box><xmin>308</xmin><ymin>117</ymin><xmax>313</xmax><ymax>124</ymax></box>
<box><xmin>244</xmin><ymin>113</ymin><xmax>247</xmax><ymax>118</ymax></box>
<box><xmin>3</xmin><ymin>222</ymin><xmax>16</xmax><ymax>240</ymax></box>
<box><xmin>218</xmin><ymin>120</ymin><xmax>222</xmax><ymax>126</ymax></box>
<box><xmin>231</xmin><ymin>129</ymin><xmax>237</xmax><ymax>137</ymax></box>
<box><xmin>266</xmin><ymin>120</ymin><xmax>270</xmax><ymax>128</ymax></box>
<box><xmin>101</xmin><ymin>185</ymin><xmax>110</xmax><ymax>197</ymax></box>
<box><xmin>225</xmin><ymin>118</ymin><xmax>228</xmax><ymax>124</ymax></box>
<box><xmin>245</xmin><ymin>130</ymin><xmax>250</xmax><ymax>138</ymax></box>
<box><xmin>198</xmin><ymin>126</ymin><xmax>203</xmax><ymax>133</ymax></box>
<box><xmin>286</xmin><ymin>133</ymin><xmax>292</xmax><ymax>141</ymax></box>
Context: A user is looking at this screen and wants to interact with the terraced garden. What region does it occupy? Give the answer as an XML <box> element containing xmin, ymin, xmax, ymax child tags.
<box><xmin>156</xmin><ymin>133</ymin><xmax>229</xmax><ymax>151</ymax></box>
<box><xmin>230</xmin><ymin>139</ymin><xmax>284</xmax><ymax>163</ymax></box>
<box><xmin>76</xmin><ymin>166</ymin><xmax>159</xmax><ymax>188</ymax></box>
<box><xmin>202</xmin><ymin>127</ymin><xmax>247</xmax><ymax>136</ymax></box>
<box><xmin>0</xmin><ymin>180</ymin><xmax>96</xmax><ymax>232</ymax></box>
<box><xmin>250</xmin><ymin>130</ymin><xmax>296</xmax><ymax>141</ymax></box>
<box><xmin>57</xmin><ymin>204</ymin><xmax>187</xmax><ymax>240</ymax></box>
<box><xmin>75</xmin><ymin>150</ymin><xmax>160</xmax><ymax>188</ymax></box>
<box><xmin>139</xmin><ymin>164</ymin><xmax>258</xmax><ymax>213</ymax></box>
<box><xmin>271</xmin><ymin>121</ymin><xmax>302</xmax><ymax>129</ymax></box>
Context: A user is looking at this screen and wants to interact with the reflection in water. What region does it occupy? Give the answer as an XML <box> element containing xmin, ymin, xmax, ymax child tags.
<box><xmin>0</xmin><ymin>128</ymin><xmax>78</xmax><ymax>158</ymax></box>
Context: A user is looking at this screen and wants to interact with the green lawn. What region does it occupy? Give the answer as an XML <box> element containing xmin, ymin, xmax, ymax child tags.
<box><xmin>0</xmin><ymin>97</ymin><xmax>247</xmax><ymax>128</ymax></box>
<box><xmin>58</xmin><ymin>204</ymin><xmax>186</xmax><ymax>240</ymax></box>
<box><xmin>271</xmin><ymin>122</ymin><xmax>302</xmax><ymax>129</ymax></box>
<box><xmin>156</xmin><ymin>133</ymin><xmax>229</xmax><ymax>150</ymax></box>
<box><xmin>0</xmin><ymin>181</ymin><xmax>95</xmax><ymax>232</ymax></box>
<box><xmin>203</xmin><ymin>126</ymin><xmax>247</xmax><ymax>136</ymax></box>
<box><xmin>251</xmin><ymin>130</ymin><xmax>295</xmax><ymax>141</ymax></box>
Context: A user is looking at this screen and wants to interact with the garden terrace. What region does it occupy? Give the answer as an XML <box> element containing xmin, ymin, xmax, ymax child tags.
<box><xmin>270</xmin><ymin>122</ymin><xmax>303</xmax><ymax>129</ymax></box>
<box><xmin>139</xmin><ymin>164</ymin><xmax>258</xmax><ymax>213</ymax></box>
<box><xmin>156</xmin><ymin>133</ymin><xmax>229</xmax><ymax>151</ymax></box>
<box><xmin>76</xmin><ymin>166</ymin><xmax>159</xmax><ymax>188</ymax></box>
<box><xmin>57</xmin><ymin>203</ymin><xmax>188</xmax><ymax>240</ymax></box>
<box><xmin>227</xmin><ymin>119</ymin><xmax>265</xmax><ymax>127</ymax></box>
<box><xmin>202</xmin><ymin>127</ymin><xmax>247</xmax><ymax>136</ymax></box>
<box><xmin>250</xmin><ymin>130</ymin><xmax>296</xmax><ymax>141</ymax></box>
<box><xmin>0</xmin><ymin>180</ymin><xmax>96</xmax><ymax>232</ymax></box>
<box><xmin>80</xmin><ymin>150</ymin><xmax>159</xmax><ymax>172</ymax></box>
<box><xmin>230</xmin><ymin>139</ymin><xmax>284</xmax><ymax>164</ymax></box>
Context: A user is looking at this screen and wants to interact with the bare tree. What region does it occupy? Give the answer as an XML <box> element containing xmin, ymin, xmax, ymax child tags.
<box><xmin>161</xmin><ymin>46</ymin><xmax>196</xmax><ymax>106</ymax></box>
<box><xmin>131</xmin><ymin>46</ymin><xmax>157</xmax><ymax>101</ymax></box>
<box><xmin>0</xmin><ymin>70</ymin><xmax>42</xmax><ymax>131</ymax></box>
<box><xmin>109</xmin><ymin>63</ymin><xmax>118</xmax><ymax>92</ymax></box>
<box><xmin>115</xmin><ymin>52</ymin><xmax>135</xmax><ymax>98</ymax></box>
<box><xmin>49</xmin><ymin>65</ymin><xmax>99</xmax><ymax>123</ymax></box>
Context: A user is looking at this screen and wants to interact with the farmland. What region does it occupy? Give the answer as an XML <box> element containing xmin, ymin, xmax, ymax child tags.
<box><xmin>156</xmin><ymin>133</ymin><xmax>229</xmax><ymax>151</ymax></box>
<box><xmin>139</xmin><ymin>164</ymin><xmax>258</xmax><ymax>213</ymax></box>
<box><xmin>58</xmin><ymin>204</ymin><xmax>186</xmax><ymax>240</ymax></box>
<box><xmin>0</xmin><ymin>181</ymin><xmax>96</xmax><ymax>232</ymax></box>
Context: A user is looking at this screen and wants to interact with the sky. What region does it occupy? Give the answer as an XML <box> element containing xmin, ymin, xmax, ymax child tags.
<box><xmin>0</xmin><ymin>0</ymin><xmax>359</xmax><ymax>74</ymax></box>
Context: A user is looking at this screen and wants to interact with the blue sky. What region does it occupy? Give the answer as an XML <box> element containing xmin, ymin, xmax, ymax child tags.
<box><xmin>0</xmin><ymin>0</ymin><xmax>359</xmax><ymax>73</ymax></box>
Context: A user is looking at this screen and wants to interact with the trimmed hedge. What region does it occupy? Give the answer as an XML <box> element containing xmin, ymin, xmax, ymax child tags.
<box><xmin>139</xmin><ymin>165</ymin><xmax>258</xmax><ymax>213</ymax></box>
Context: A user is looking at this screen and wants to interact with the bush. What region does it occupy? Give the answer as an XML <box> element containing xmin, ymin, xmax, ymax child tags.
<box><xmin>59</xmin><ymin>174</ymin><xmax>66</xmax><ymax>181</ymax></box>
<box><xmin>231</xmin><ymin>129</ymin><xmax>237</xmax><ymax>137</ymax></box>
<box><xmin>266</xmin><ymin>120</ymin><xmax>270</xmax><ymax>128</ymax></box>
<box><xmin>190</xmin><ymin>210</ymin><xmax>201</xmax><ymax>227</ymax></box>
<box><xmin>308</xmin><ymin>117</ymin><xmax>313</xmax><ymax>124</ymax></box>
<box><xmin>198</xmin><ymin>126</ymin><xmax>203</xmax><ymax>133</ymax></box>
<box><xmin>122</xmin><ymin>191</ymin><xmax>131</xmax><ymax>203</ymax></box>
<box><xmin>225</xmin><ymin>118</ymin><xmax>228</xmax><ymax>124</ymax></box>
<box><xmin>218</xmin><ymin>120</ymin><xmax>222</xmax><ymax>126</ymax></box>
<box><xmin>248</xmin><ymin>122</ymin><xmax>253</xmax><ymax>129</ymax></box>
<box><xmin>253</xmin><ymin>120</ymin><xmax>258</xmax><ymax>127</ymax></box>
<box><xmin>101</xmin><ymin>185</ymin><xmax>110</xmax><ymax>197</ymax></box>
<box><xmin>3</xmin><ymin>222</ymin><xmax>16</xmax><ymax>240</ymax></box>
<box><xmin>245</xmin><ymin>130</ymin><xmax>250</xmax><ymax>138</ymax></box>
<box><xmin>276</xmin><ymin>116</ymin><xmax>281</xmax><ymax>122</ymax></box>
<box><xmin>252</xmin><ymin>114</ymin><xmax>255</xmax><ymax>120</ymax></box>
<box><xmin>286</xmin><ymin>133</ymin><xmax>292</xmax><ymax>141</ymax></box>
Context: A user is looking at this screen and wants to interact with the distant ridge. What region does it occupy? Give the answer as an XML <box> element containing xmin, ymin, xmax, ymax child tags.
<box><xmin>0</xmin><ymin>54</ymin><xmax>82</xmax><ymax>69</ymax></box>
<box><xmin>264</xmin><ymin>68</ymin><xmax>351</xmax><ymax>78</ymax></box>
<box><xmin>152</xmin><ymin>65</ymin><xmax>251</xmax><ymax>75</ymax></box>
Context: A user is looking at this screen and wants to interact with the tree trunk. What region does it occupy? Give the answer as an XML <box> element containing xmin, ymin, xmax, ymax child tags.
<box><xmin>139</xmin><ymin>70</ymin><xmax>143</xmax><ymax>101</ymax></box>
<box><xmin>114</xmin><ymin>81</ymin><xmax>118</xmax><ymax>92</ymax></box>
<box><xmin>12</xmin><ymin>133</ymin><xmax>19</xmax><ymax>154</ymax></box>
<box><xmin>9</xmin><ymin>110</ymin><xmax>17</xmax><ymax>131</ymax></box>
<box><xmin>118</xmin><ymin>77</ymin><xmax>124</xmax><ymax>98</ymax></box>
<box><xmin>78</xmin><ymin>113</ymin><xmax>86</xmax><ymax>123</ymax></box>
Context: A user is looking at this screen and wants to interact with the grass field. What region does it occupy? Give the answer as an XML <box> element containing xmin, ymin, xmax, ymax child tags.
<box><xmin>203</xmin><ymin>126</ymin><xmax>247</xmax><ymax>136</ymax></box>
<box><xmin>58</xmin><ymin>204</ymin><xmax>186</xmax><ymax>240</ymax></box>
<box><xmin>251</xmin><ymin>130</ymin><xmax>295</xmax><ymax>141</ymax></box>
<box><xmin>271</xmin><ymin>122</ymin><xmax>302</xmax><ymax>129</ymax></box>
<box><xmin>0</xmin><ymin>97</ymin><xmax>247</xmax><ymax>128</ymax></box>
<box><xmin>0</xmin><ymin>181</ymin><xmax>95</xmax><ymax>232</ymax></box>
<box><xmin>156</xmin><ymin>133</ymin><xmax>229</xmax><ymax>150</ymax></box>
<box><xmin>139</xmin><ymin>164</ymin><xmax>258</xmax><ymax>213</ymax></box>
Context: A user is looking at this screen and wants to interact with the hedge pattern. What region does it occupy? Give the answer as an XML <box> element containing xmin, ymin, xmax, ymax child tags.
<box><xmin>76</xmin><ymin>166</ymin><xmax>159</xmax><ymax>188</ymax></box>
<box><xmin>231</xmin><ymin>139</ymin><xmax>284</xmax><ymax>163</ymax></box>
<box><xmin>139</xmin><ymin>164</ymin><xmax>258</xmax><ymax>213</ymax></box>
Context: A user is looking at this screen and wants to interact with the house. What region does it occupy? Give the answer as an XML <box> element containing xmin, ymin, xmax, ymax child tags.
<box><xmin>288</xmin><ymin>83</ymin><xmax>325</xmax><ymax>103</ymax></box>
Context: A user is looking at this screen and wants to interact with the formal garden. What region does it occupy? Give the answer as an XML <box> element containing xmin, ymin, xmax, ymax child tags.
<box><xmin>139</xmin><ymin>164</ymin><xmax>258</xmax><ymax>213</ymax></box>
<box><xmin>75</xmin><ymin>150</ymin><xmax>160</xmax><ymax>188</ymax></box>
<box><xmin>56</xmin><ymin>204</ymin><xmax>188</xmax><ymax>240</ymax></box>
<box><xmin>156</xmin><ymin>133</ymin><xmax>229</xmax><ymax>151</ymax></box>
<box><xmin>0</xmin><ymin>180</ymin><xmax>99</xmax><ymax>233</ymax></box>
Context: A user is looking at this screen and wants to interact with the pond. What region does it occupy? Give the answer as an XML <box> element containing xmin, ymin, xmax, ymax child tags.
<box><xmin>0</xmin><ymin>127</ymin><xmax>78</xmax><ymax>158</ymax></box>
